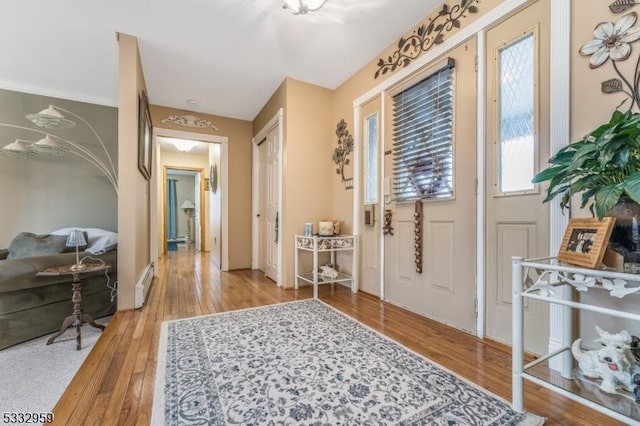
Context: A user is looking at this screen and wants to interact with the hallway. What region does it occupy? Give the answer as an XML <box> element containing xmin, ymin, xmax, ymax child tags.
<box><xmin>51</xmin><ymin>249</ymin><xmax>614</xmax><ymax>425</ymax></box>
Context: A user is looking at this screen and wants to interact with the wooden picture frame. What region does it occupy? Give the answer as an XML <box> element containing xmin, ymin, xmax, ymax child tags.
<box><xmin>557</xmin><ymin>217</ymin><xmax>616</xmax><ymax>268</ymax></box>
<box><xmin>138</xmin><ymin>91</ymin><xmax>153</xmax><ymax>180</ymax></box>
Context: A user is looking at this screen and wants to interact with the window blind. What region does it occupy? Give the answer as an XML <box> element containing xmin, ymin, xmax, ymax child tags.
<box><xmin>392</xmin><ymin>59</ymin><xmax>455</xmax><ymax>202</ymax></box>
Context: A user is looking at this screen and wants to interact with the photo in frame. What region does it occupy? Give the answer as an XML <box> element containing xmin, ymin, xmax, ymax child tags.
<box><xmin>138</xmin><ymin>91</ymin><xmax>153</xmax><ymax>180</ymax></box>
<box><xmin>557</xmin><ymin>217</ymin><xmax>616</xmax><ymax>268</ymax></box>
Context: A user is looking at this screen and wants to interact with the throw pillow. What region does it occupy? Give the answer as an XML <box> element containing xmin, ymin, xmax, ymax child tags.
<box><xmin>6</xmin><ymin>232</ymin><xmax>68</xmax><ymax>259</ymax></box>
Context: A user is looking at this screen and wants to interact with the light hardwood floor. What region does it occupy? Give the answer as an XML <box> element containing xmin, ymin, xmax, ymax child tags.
<box><xmin>52</xmin><ymin>247</ymin><xmax>621</xmax><ymax>425</ymax></box>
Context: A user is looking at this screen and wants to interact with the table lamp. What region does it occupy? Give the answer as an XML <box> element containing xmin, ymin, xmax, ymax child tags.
<box><xmin>66</xmin><ymin>230</ymin><xmax>88</xmax><ymax>271</ymax></box>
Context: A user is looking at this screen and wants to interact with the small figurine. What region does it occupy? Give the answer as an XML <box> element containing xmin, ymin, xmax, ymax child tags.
<box><xmin>318</xmin><ymin>265</ymin><xmax>339</xmax><ymax>279</ymax></box>
<box><xmin>572</xmin><ymin>326</ymin><xmax>640</xmax><ymax>395</ymax></box>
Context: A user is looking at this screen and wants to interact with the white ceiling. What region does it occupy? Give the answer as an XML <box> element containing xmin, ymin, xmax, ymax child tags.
<box><xmin>0</xmin><ymin>0</ymin><xmax>441</xmax><ymax>121</ymax></box>
<box><xmin>158</xmin><ymin>136</ymin><xmax>210</xmax><ymax>155</ymax></box>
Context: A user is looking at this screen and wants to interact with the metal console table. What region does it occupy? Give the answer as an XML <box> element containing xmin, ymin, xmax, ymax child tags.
<box><xmin>294</xmin><ymin>234</ymin><xmax>357</xmax><ymax>299</ymax></box>
<box><xmin>512</xmin><ymin>256</ymin><xmax>640</xmax><ymax>425</ymax></box>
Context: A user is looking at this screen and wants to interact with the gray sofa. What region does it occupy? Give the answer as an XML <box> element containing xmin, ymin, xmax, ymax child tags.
<box><xmin>0</xmin><ymin>235</ymin><xmax>117</xmax><ymax>350</ymax></box>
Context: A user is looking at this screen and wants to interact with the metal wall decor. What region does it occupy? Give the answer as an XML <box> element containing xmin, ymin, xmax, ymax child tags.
<box><xmin>161</xmin><ymin>114</ymin><xmax>219</xmax><ymax>130</ymax></box>
<box><xmin>332</xmin><ymin>119</ymin><xmax>354</xmax><ymax>188</ymax></box>
<box><xmin>580</xmin><ymin>5</ymin><xmax>640</xmax><ymax>109</ymax></box>
<box><xmin>414</xmin><ymin>201</ymin><xmax>423</xmax><ymax>273</ymax></box>
<box><xmin>374</xmin><ymin>0</ymin><xmax>479</xmax><ymax>79</ymax></box>
<box><xmin>210</xmin><ymin>163</ymin><xmax>218</xmax><ymax>193</ymax></box>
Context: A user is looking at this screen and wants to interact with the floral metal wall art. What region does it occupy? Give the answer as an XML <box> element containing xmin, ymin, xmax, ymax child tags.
<box><xmin>333</xmin><ymin>119</ymin><xmax>354</xmax><ymax>187</ymax></box>
<box><xmin>374</xmin><ymin>0</ymin><xmax>479</xmax><ymax>79</ymax></box>
<box><xmin>580</xmin><ymin>10</ymin><xmax>640</xmax><ymax>109</ymax></box>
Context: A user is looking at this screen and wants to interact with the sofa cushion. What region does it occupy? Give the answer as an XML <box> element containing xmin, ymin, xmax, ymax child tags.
<box><xmin>6</xmin><ymin>232</ymin><xmax>68</xmax><ymax>259</ymax></box>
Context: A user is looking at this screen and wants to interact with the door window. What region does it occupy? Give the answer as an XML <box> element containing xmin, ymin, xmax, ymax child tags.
<box><xmin>364</xmin><ymin>113</ymin><xmax>379</xmax><ymax>204</ymax></box>
<box><xmin>497</xmin><ymin>32</ymin><xmax>536</xmax><ymax>194</ymax></box>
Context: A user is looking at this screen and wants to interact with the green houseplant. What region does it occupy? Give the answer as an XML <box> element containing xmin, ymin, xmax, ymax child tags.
<box><xmin>532</xmin><ymin>109</ymin><xmax>640</xmax><ymax>219</ymax></box>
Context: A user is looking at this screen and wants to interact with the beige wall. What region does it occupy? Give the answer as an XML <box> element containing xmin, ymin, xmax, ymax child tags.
<box><xmin>0</xmin><ymin>89</ymin><xmax>117</xmax><ymax>247</ymax></box>
<box><xmin>150</xmin><ymin>105</ymin><xmax>253</xmax><ymax>269</ymax></box>
<box><xmin>253</xmin><ymin>78</ymin><xmax>333</xmax><ymax>287</ymax></box>
<box><xmin>117</xmin><ymin>33</ymin><xmax>150</xmax><ymax>310</ymax></box>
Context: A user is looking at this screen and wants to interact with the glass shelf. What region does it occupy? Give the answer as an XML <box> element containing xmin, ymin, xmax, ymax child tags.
<box><xmin>523</xmin><ymin>348</ymin><xmax>640</xmax><ymax>423</ymax></box>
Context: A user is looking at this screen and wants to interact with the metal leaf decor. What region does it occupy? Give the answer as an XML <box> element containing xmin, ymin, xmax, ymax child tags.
<box><xmin>602</xmin><ymin>78</ymin><xmax>624</xmax><ymax>93</ymax></box>
<box><xmin>609</xmin><ymin>0</ymin><xmax>638</xmax><ymax>14</ymax></box>
<box><xmin>374</xmin><ymin>0</ymin><xmax>479</xmax><ymax>79</ymax></box>
<box><xmin>333</xmin><ymin>119</ymin><xmax>354</xmax><ymax>184</ymax></box>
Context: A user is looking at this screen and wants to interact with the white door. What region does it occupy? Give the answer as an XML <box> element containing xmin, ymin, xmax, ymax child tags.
<box><xmin>258</xmin><ymin>126</ymin><xmax>280</xmax><ymax>282</ymax></box>
<box><xmin>485</xmin><ymin>0</ymin><xmax>550</xmax><ymax>354</ymax></box>
<box><xmin>360</xmin><ymin>98</ymin><xmax>381</xmax><ymax>296</ymax></box>
<box><xmin>384</xmin><ymin>39</ymin><xmax>477</xmax><ymax>333</ymax></box>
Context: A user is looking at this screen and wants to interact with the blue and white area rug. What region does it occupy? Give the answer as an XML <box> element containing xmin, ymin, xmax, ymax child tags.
<box><xmin>152</xmin><ymin>300</ymin><xmax>543</xmax><ymax>425</ymax></box>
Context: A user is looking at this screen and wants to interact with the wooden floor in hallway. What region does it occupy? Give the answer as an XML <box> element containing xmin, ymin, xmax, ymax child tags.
<box><xmin>51</xmin><ymin>247</ymin><xmax>620</xmax><ymax>425</ymax></box>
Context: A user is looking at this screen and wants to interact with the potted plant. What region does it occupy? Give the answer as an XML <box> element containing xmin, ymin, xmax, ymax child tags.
<box><xmin>532</xmin><ymin>109</ymin><xmax>640</xmax><ymax>219</ymax></box>
<box><xmin>534</xmin><ymin>11</ymin><xmax>640</xmax><ymax>271</ymax></box>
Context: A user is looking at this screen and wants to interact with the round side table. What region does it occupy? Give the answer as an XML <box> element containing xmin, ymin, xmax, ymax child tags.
<box><xmin>37</xmin><ymin>263</ymin><xmax>111</xmax><ymax>350</ymax></box>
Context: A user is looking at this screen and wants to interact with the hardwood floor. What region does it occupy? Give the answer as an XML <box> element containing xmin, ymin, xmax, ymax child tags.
<box><xmin>52</xmin><ymin>247</ymin><xmax>621</xmax><ymax>425</ymax></box>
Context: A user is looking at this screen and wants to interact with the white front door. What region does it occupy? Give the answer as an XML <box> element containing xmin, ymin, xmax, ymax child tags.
<box><xmin>484</xmin><ymin>0</ymin><xmax>550</xmax><ymax>354</ymax></box>
<box><xmin>383</xmin><ymin>39</ymin><xmax>477</xmax><ymax>333</ymax></box>
<box><xmin>258</xmin><ymin>125</ymin><xmax>280</xmax><ymax>282</ymax></box>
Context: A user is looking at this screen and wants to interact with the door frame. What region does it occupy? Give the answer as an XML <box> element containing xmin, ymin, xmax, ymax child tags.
<box><xmin>150</xmin><ymin>128</ymin><xmax>230</xmax><ymax>270</ymax></box>
<box><xmin>251</xmin><ymin>108</ymin><xmax>284</xmax><ymax>286</ymax></box>
<box><xmin>350</xmin><ymin>0</ymin><xmax>570</xmax><ymax>340</ymax></box>
<box><xmin>162</xmin><ymin>165</ymin><xmax>205</xmax><ymax>251</ymax></box>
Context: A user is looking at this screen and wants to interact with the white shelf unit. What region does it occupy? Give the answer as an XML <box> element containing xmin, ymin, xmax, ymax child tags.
<box><xmin>512</xmin><ymin>256</ymin><xmax>640</xmax><ymax>425</ymax></box>
<box><xmin>294</xmin><ymin>234</ymin><xmax>357</xmax><ymax>299</ymax></box>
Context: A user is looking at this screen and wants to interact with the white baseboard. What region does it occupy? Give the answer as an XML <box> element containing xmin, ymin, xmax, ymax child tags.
<box><xmin>134</xmin><ymin>263</ymin><xmax>155</xmax><ymax>309</ymax></box>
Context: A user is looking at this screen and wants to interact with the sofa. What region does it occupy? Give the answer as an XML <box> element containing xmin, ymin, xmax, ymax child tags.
<box><xmin>0</xmin><ymin>230</ymin><xmax>117</xmax><ymax>350</ymax></box>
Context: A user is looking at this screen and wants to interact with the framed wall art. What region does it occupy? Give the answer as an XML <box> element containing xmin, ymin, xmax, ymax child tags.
<box><xmin>138</xmin><ymin>90</ymin><xmax>153</xmax><ymax>180</ymax></box>
<box><xmin>557</xmin><ymin>217</ymin><xmax>615</xmax><ymax>268</ymax></box>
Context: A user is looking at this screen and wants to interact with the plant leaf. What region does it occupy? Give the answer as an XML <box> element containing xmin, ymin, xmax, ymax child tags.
<box><xmin>594</xmin><ymin>184</ymin><xmax>625</xmax><ymax>219</ymax></box>
<box><xmin>624</xmin><ymin>172</ymin><xmax>640</xmax><ymax>203</ymax></box>
<box><xmin>532</xmin><ymin>165</ymin><xmax>566</xmax><ymax>183</ymax></box>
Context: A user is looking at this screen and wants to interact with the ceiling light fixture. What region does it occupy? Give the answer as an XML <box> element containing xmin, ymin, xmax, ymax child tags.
<box><xmin>282</xmin><ymin>0</ymin><xmax>328</xmax><ymax>15</ymax></box>
<box><xmin>170</xmin><ymin>139</ymin><xmax>197</xmax><ymax>152</ymax></box>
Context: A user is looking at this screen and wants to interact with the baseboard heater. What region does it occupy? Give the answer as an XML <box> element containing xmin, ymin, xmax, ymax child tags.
<box><xmin>134</xmin><ymin>262</ymin><xmax>155</xmax><ymax>309</ymax></box>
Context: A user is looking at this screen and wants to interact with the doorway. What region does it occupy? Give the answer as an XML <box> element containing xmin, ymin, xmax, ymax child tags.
<box><xmin>151</xmin><ymin>130</ymin><xmax>228</xmax><ymax>270</ymax></box>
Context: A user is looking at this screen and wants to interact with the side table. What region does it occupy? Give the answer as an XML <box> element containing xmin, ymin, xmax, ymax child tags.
<box><xmin>37</xmin><ymin>263</ymin><xmax>111</xmax><ymax>350</ymax></box>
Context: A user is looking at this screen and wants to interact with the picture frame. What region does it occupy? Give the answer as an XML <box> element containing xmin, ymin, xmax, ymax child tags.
<box><xmin>557</xmin><ymin>217</ymin><xmax>616</xmax><ymax>268</ymax></box>
<box><xmin>138</xmin><ymin>91</ymin><xmax>153</xmax><ymax>180</ymax></box>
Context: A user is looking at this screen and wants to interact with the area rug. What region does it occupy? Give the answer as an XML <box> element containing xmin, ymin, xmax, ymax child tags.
<box><xmin>0</xmin><ymin>317</ymin><xmax>109</xmax><ymax>418</ymax></box>
<box><xmin>152</xmin><ymin>300</ymin><xmax>543</xmax><ymax>425</ymax></box>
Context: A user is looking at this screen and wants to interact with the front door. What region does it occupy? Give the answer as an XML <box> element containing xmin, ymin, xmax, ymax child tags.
<box><xmin>383</xmin><ymin>39</ymin><xmax>477</xmax><ymax>333</ymax></box>
<box><xmin>484</xmin><ymin>0</ymin><xmax>550</xmax><ymax>354</ymax></box>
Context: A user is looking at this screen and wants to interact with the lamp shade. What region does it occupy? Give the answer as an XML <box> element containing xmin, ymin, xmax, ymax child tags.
<box><xmin>181</xmin><ymin>199</ymin><xmax>196</xmax><ymax>210</ymax></box>
<box><xmin>34</xmin><ymin>135</ymin><xmax>66</xmax><ymax>155</ymax></box>
<box><xmin>1</xmin><ymin>139</ymin><xmax>37</xmax><ymax>158</ymax></box>
<box><xmin>26</xmin><ymin>105</ymin><xmax>76</xmax><ymax>130</ymax></box>
<box><xmin>66</xmin><ymin>230</ymin><xmax>87</xmax><ymax>248</ymax></box>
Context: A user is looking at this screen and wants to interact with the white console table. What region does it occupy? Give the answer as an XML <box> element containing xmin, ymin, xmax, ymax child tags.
<box><xmin>294</xmin><ymin>234</ymin><xmax>357</xmax><ymax>299</ymax></box>
<box><xmin>512</xmin><ymin>256</ymin><xmax>640</xmax><ymax>425</ymax></box>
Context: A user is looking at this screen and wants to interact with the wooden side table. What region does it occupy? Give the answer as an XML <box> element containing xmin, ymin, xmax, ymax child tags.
<box><xmin>37</xmin><ymin>263</ymin><xmax>111</xmax><ymax>350</ymax></box>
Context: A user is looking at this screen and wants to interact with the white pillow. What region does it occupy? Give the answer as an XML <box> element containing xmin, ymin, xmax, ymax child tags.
<box><xmin>50</xmin><ymin>227</ymin><xmax>118</xmax><ymax>255</ymax></box>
